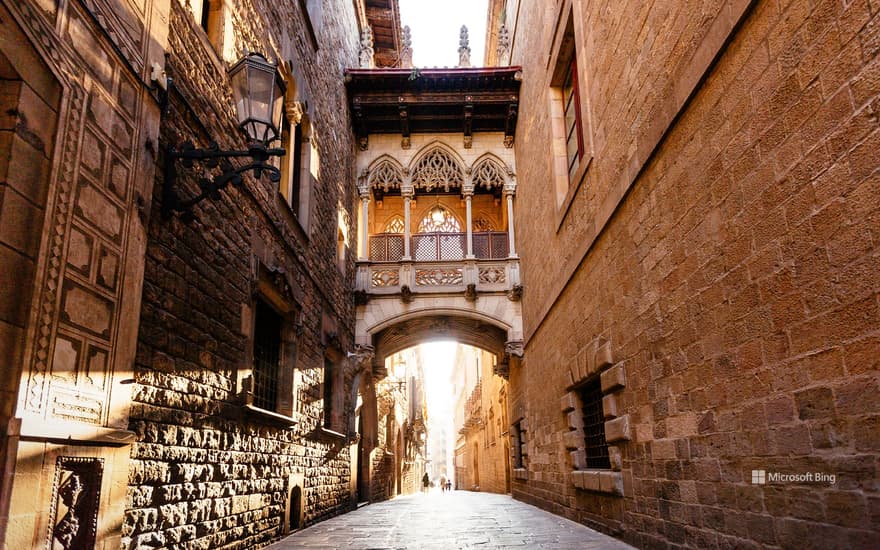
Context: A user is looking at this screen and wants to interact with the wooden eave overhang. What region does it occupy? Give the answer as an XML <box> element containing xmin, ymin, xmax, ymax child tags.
<box><xmin>345</xmin><ymin>67</ymin><xmax>522</xmax><ymax>147</ymax></box>
<box><xmin>365</xmin><ymin>0</ymin><xmax>402</xmax><ymax>67</ymax></box>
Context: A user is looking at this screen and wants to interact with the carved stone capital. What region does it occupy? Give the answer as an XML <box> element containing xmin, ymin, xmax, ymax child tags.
<box><xmin>285</xmin><ymin>100</ymin><xmax>304</xmax><ymax>125</ymax></box>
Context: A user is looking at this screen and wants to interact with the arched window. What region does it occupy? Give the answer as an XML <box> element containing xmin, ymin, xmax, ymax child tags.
<box><xmin>417</xmin><ymin>206</ymin><xmax>461</xmax><ymax>233</ymax></box>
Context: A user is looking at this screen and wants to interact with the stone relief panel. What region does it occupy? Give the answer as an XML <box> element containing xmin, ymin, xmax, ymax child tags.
<box><xmin>48</xmin><ymin>457</ymin><xmax>104</xmax><ymax>550</ymax></box>
<box><xmin>10</xmin><ymin>0</ymin><xmax>159</xmax><ymax>427</ymax></box>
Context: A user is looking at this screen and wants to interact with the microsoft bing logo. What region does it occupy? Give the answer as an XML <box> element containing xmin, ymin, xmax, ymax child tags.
<box><xmin>751</xmin><ymin>470</ymin><xmax>766</xmax><ymax>484</ymax></box>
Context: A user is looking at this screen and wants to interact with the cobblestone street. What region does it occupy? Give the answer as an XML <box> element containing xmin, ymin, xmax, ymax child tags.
<box><xmin>268</xmin><ymin>491</ymin><xmax>634</xmax><ymax>549</ymax></box>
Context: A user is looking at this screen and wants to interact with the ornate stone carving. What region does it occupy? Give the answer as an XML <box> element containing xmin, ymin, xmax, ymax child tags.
<box><xmin>371</xmin><ymin>269</ymin><xmax>400</xmax><ymax>287</ymax></box>
<box><xmin>458</xmin><ymin>25</ymin><xmax>471</xmax><ymax>68</ymax></box>
<box><xmin>49</xmin><ymin>457</ymin><xmax>104</xmax><ymax>550</ymax></box>
<box><xmin>472</xmin><ymin>157</ymin><xmax>507</xmax><ymax>190</ymax></box>
<box><xmin>494</xmin><ymin>358</ymin><xmax>510</xmax><ymax>380</ymax></box>
<box><xmin>367</xmin><ymin>159</ymin><xmax>404</xmax><ymax>192</ymax></box>
<box><xmin>507</xmin><ymin>284</ymin><xmax>523</xmax><ymax>301</ymax></box>
<box><xmin>497</xmin><ymin>24</ymin><xmax>510</xmax><ymax>65</ymax></box>
<box><xmin>411</xmin><ymin>147</ymin><xmax>464</xmax><ymax>191</ymax></box>
<box><xmin>359</xmin><ymin>26</ymin><xmax>375</xmax><ymax>68</ymax></box>
<box><xmin>505</xmin><ymin>340</ymin><xmax>525</xmax><ymax>358</ymax></box>
<box><xmin>401</xmin><ymin>25</ymin><xmax>413</xmax><ymax>68</ymax></box>
<box><xmin>353</xmin><ymin>289</ymin><xmax>369</xmax><ymax>306</ymax></box>
<box><xmin>415</xmin><ymin>268</ymin><xmax>463</xmax><ymax>286</ymax></box>
<box><xmin>349</xmin><ymin>345</ymin><xmax>375</xmax><ymax>369</ymax></box>
<box><xmin>478</xmin><ymin>267</ymin><xmax>505</xmax><ymax>284</ymax></box>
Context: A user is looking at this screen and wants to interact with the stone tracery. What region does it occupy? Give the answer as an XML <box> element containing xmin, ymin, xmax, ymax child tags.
<box><xmin>410</xmin><ymin>147</ymin><xmax>464</xmax><ymax>191</ymax></box>
<box><xmin>367</xmin><ymin>158</ymin><xmax>404</xmax><ymax>192</ymax></box>
<box><xmin>471</xmin><ymin>157</ymin><xmax>507</xmax><ymax>190</ymax></box>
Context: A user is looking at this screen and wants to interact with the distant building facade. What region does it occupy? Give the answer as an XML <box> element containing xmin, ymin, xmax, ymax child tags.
<box><xmin>451</xmin><ymin>345</ymin><xmax>510</xmax><ymax>494</ymax></box>
<box><xmin>490</xmin><ymin>0</ymin><xmax>880</xmax><ymax>547</ymax></box>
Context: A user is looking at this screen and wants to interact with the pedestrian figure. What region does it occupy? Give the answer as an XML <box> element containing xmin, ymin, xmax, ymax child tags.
<box><xmin>422</xmin><ymin>472</ymin><xmax>429</xmax><ymax>493</ymax></box>
<box><xmin>446</xmin><ymin>480</ymin><xmax>452</xmax><ymax>491</ymax></box>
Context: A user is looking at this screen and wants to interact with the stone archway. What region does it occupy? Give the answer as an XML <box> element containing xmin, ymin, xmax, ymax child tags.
<box><xmin>357</xmin><ymin>296</ymin><xmax>523</xmax><ymax>373</ymax></box>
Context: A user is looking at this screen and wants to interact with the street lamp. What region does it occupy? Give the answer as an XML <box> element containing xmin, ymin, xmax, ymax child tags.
<box><xmin>162</xmin><ymin>52</ymin><xmax>287</xmax><ymax>218</ymax></box>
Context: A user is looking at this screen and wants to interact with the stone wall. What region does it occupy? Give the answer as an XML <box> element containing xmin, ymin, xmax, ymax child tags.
<box><xmin>126</xmin><ymin>0</ymin><xmax>362</xmax><ymax>547</ymax></box>
<box><xmin>0</xmin><ymin>0</ymin><xmax>167</xmax><ymax>546</ymax></box>
<box><xmin>509</xmin><ymin>0</ymin><xmax>880</xmax><ymax>547</ymax></box>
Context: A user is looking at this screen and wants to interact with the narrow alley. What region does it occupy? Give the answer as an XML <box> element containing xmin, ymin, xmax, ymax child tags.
<box><xmin>268</xmin><ymin>491</ymin><xmax>634</xmax><ymax>549</ymax></box>
<box><xmin>1</xmin><ymin>0</ymin><xmax>877</xmax><ymax>548</ymax></box>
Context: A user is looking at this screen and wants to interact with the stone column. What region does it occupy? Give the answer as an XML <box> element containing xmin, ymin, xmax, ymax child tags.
<box><xmin>359</xmin><ymin>193</ymin><xmax>370</xmax><ymax>261</ymax></box>
<box><xmin>402</xmin><ymin>177</ymin><xmax>413</xmax><ymax>261</ymax></box>
<box><xmin>403</xmin><ymin>193</ymin><xmax>412</xmax><ymax>260</ymax></box>
<box><xmin>465</xmin><ymin>191</ymin><xmax>474</xmax><ymax>259</ymax></box>
<box><xmin>505</xmin><ymin>191</ymin><xmax>517</xmax><ymax>258</ymax></box>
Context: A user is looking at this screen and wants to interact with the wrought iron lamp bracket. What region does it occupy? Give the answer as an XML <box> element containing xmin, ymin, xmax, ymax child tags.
<box><xmin>162</xmin><ymin>140</ymin><xmax>285</xmax><ymax>218</ymax></box>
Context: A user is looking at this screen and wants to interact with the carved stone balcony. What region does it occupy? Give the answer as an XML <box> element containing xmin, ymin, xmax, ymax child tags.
<box><xmin>356</xmin><ymin>256</ymin><xmax>520</xmax><ymax>296</ymax></box>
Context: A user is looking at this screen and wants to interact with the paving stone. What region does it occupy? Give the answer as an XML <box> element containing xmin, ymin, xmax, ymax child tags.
<box><xmin>268</xmin><ymin>491</ymin><xmax>633</xmax><ymax>549</ymax></box>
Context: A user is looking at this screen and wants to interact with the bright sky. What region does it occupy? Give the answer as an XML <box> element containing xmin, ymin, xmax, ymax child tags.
<box><xmin>398</xmin><ymin>0</ymin><xmax>488</xmax><ymax>68</ymax></box>
<box><xmin>419</xmin><ymin>340</ymin><xmax>457</xmax><ymax>415</ymax></box>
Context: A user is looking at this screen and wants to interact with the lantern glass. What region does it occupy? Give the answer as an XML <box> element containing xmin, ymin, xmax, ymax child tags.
<box><xmin>228</xmin><ymin>53</ymin><xmax>286</xmax><ymax>144</ymax></box>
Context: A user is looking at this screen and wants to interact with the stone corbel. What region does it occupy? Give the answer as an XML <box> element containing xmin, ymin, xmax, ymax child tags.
<box><xmin>463</xmin><ymin>101</ymin><xmax>473</xmax><ymax>149</ymax></box>
<box><xmin>349</xmin><ymin>344</ymin><xmax>375</xmax><ymax>371</ymax></box>
<box><xmin>504</xmin><ymin>340</ymin><xmax>524</xmax><ymax>358</ymax></box>
<box><xmin>504</xmin><ymin>100</ymin><xmax>518</xmax><ymax>148</ymax></box>
<box><xmin>507</xmin><ymin>284</ymin><xmax>523</xmax><ymax>301</ymax></box>
<box><xmin>399</xmin><ymin>100</ymin><xmax>411</xmax><ymax>149</ymax></box>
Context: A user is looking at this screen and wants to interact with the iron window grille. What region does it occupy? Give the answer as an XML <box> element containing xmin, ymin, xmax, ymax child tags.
<box><xmin>513</xmin><ymin>420</ymin><xmax>526</xmax><ymax>468</ymax></box>
<box><xmin>253</xmin><ymin>300</ymin><xmax>282</xmax><ymax>411</ymax></box>
<box><xmin>579</xmin><ymin>378</ymin><xmax>611</xmax><ymax>469</ymax></box>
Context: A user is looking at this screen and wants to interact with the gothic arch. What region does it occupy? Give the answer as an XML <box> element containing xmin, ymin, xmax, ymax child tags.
<box><xmin>470</xmin><ymin>153</ymin><xmax>510</xmax><ymax>191</ymax></box>
<box><xmin>408</xmin><ymin>142</ymin><xmax>466</xmax><ymax>192</ymax></box>
<box><xmin>366</xmin><ymin>155</ymin><xmax>405</xmax><ymax>192</ymax></box>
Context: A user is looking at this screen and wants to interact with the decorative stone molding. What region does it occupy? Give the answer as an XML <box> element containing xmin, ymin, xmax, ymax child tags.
<box><xmin>561</xmin><ymin>336</ymin><xmax>627</xmax><ymax>496</ymax></box>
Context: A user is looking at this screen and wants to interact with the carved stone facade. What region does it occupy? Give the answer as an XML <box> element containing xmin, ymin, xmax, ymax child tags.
<box><xmin>0</xmin><ymin>0</ymin><xmax>378</xmax><ymax>548</ymax></box>
<box><xmin>494</xmin><ymin>0</ymin><xmax>880</xmax><ymax>547</ymax></box>
<box><xmin>0</xmin><ymin>0</ymin><xmax>166</xmax><ymax>546</ymax></box>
